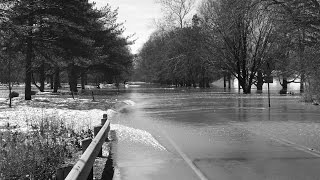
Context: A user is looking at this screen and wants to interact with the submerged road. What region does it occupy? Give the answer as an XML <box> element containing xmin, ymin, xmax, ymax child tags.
<box><xmin>110</xmin><ymin>88</ymin><xmax>320</xmax><ymax>180</ymax></box>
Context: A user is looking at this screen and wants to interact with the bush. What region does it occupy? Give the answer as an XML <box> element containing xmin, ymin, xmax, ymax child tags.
<box><xmin>0</xmin><ymin>117</ymin><xmax>91</xmax><ymax>179</ymax></box>
<box><xmin>302</xmin><ymin>92</ymin><xmax>314</xmax><ymax>103</ymax></box>
<box><xmin>9</xmin><ymin>91</ymin><xmax>19</xmax><ymax>98</ymax></box>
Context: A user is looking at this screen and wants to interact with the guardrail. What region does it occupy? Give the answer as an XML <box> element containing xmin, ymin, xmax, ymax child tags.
<box><xmin>64</xmin><ymin>114</ymin><xmax>110</xmax><ymax>180</ymax></box>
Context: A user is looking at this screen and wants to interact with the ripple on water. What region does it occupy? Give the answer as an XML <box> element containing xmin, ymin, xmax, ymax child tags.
<box><xmin>122</xmin><ymin>100</ymin><xmax>136</xmax><ymax>106</ymax></box>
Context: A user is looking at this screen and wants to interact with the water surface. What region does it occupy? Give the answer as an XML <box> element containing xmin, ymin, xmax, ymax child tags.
<box><xmin>109</xmin><ymin>85</ymin><xmax>320</xmax><ymax>180</ymax></box>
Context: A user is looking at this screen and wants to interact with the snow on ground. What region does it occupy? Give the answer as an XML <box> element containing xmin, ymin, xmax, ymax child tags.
<box><xmin>111</xmin><ymin>124</ymin><xmax>166</xmax><ymax>151</ymax></box>
<box><xmin>0</xmin><ymin>106</ymin><xmax>106</xmax><ymax>131</ymax></box>
<box><xmin>0</xmin><ymin>96</ymin><xmax>116</xmax><ymax>132</ymax></box>
<box><xmin>0</xmin><ymin>93</ymin><xmax>166</xmax><ymax>151</ymax></box>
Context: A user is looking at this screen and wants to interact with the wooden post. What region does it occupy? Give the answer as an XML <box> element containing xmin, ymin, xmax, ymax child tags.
<box><xmin>82</xmin><ymin>138</ymin><xmax>93</xmax><ymax>180</ymax></box>
<box><xmin>268</xmin><ymin>82</ymin><xmax>271</xmax><ymax>108</ymax></box>
<box><xmin>91</xmin><ymin>91</ymin><xmax>95</xmax><ymax>101</ymax></box>
<box><xmin>94</xmin><ymin>126</ymin><xmax>103</xmax><ymax>157</ymax></box>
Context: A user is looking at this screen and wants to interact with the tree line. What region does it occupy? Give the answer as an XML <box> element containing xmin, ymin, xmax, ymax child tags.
<box><xmin>136</xmin><ymin>0</ymin><xmax>320</xmax><ymax>99</ymax></box>
<box><xmin>0</xmin><ymin>0</ymin><xmax>133</xmax><ymax>100</ymax></box>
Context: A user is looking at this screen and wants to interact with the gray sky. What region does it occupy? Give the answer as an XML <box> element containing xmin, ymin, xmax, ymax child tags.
<box><xmin>91</xmin><ymin>0</ymin><xmax>162</xmax><ymax>54</ymax></box>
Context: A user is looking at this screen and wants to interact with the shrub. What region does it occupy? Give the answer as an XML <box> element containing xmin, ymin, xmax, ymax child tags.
<box><xmin>0</xmin><ymin>116</ymin><xmax>90</xmax><ymax>179</ymax></box>
<box><xmin>9</xmin><ymin>91</ymin><xmax>19</xmax><ymax>99</ymax></box>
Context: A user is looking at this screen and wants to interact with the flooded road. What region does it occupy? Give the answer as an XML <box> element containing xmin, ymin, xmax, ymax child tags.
<box><xmin>110</xmin><ymin>86</ymin><xmax>320</xmax><ymax>180</ymax></box>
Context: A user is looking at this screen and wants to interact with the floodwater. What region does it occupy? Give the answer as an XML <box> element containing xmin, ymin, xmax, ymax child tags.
<box><xmin>2</xmin><ymin>84</ymin><xmax>320</xmax><ymax>179</ymax></box>
<box><xmin>109</xmin><ymin>85</ymin><xmax>320</xmax><ymax>180</ymax></box>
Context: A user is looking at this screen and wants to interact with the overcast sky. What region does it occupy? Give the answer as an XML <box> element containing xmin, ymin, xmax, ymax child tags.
<box><xmin>91</xmin><ymin>0</ymin><xmax>162</xmax><ymax>54</ymax></box>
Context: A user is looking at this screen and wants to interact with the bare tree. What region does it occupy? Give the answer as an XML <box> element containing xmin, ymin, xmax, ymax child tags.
<box><xmin>199</xmin><ymin>0</ymin><xmax>276</xmax><ymax>93</ymax></box>
<box><xmin>156</xmin><ymin>0</ymin><xmax>195</xmax><ymax>29</ymax></box>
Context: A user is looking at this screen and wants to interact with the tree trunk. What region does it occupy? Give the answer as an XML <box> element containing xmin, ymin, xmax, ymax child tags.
<box><xmin>25</xmin><ymin>6</ymin><xmax>34</xmax><ymax>100</ymax></box>
<box><xmin>25</xmin><ymin>34</ymin><xmax>33</xmax><ymax>100</ymax></box>
<box><xmin>299</xmin><ymin>29</ymin><xmax>305</xmax><ymax>94</ymax></box>
<box><xmin>205</xmin><ymin>78</ymin><xmax>210</xmax><ymax>88</ymax></box>
<box><xmin>53</xmin><ymin>67</ymin><xmax>60</xmax><ymax>93</ymax></box>
<box><xmin>280</xmin><ymin>77</ymin><xmax>288</xmax><ymax>94</ymax></box>
<box><xmin>192</xmin><ymin>80</ymin><xmax>197</xmax><ymax>88</ymax></box>
<box><xmin>39</xmin><ymin>60</ymin><xmax>45</xmax><ymax>92</ymax></box>
<box><xmin>300</xmin><ymin>73</ymin><xmax>305</xmax><ymax>93</ymax></box>
<box><xmin>243</xmin><ymin>85</ymin><xmax>252</xmax><ymax>94</ymax></box>
<box><xmin>8</xmin><ymin>57</ymin><xmax>12</xmax><ymax>108</ymax></box>
<box><xmin>68</xmin><ymin>63</ymin><xmax>78</xmax><ymax>93</ymax></box>
<box><xmin>239</xmin><ymin>78</ymin><xmax>252</xmax><ymax>94</ymax></box>
<box><xmin>199</xmin><ymin>75</ymin><xmax>205</xmax><ymax>88</ymax></box>
<box><xmin>223</xmin><ymin>75</ymin><xmax>227</xmax><ymax>89</ymax></box>
<box><xmin>50</xmin><ymin>74</ymin><xmax>54</xmax><ymax>89</ymax></box>
<box><xmin>228</xmin><ymin>74</ymin><xmax>231</xmax><ymax>89</ymax></box>
<box><xmin>81</xmin><ymin>73</ymin><xmax>87</xmax><ymax>90</ymax></box>
<box><xmin>186</xmin><ymin>80</ymin><xmax>192</xmax><ymax>87</ymax></box>
<box><xmin>256</xmin><ymin>70</ymin><xmax>263</xmax><ymax>93</ymax></box>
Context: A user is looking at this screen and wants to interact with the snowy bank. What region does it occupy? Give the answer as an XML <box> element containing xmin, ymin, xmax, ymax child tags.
<box><xmin>0</xmin><ymin>96</ymin><xmax>117</xmax><ymax>132</ymax></box>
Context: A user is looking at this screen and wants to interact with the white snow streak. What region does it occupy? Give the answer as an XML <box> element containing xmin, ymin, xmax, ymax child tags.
<box><xmin>111</xmin><ymin>124</ymin><xmax>166</xmax><ymax>151</ymax></box>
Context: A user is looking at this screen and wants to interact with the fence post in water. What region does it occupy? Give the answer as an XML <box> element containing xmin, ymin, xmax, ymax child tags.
<box><xmin>94</xmin><ymin>126</ymin><xmax>103</xmax><ymax>157</ymax></box>
<box><xmin>82</xmin><ymin>138</ymin><xmax>93</xmax><ymax>180</ymax></box>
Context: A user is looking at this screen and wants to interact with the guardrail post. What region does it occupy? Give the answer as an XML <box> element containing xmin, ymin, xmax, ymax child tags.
<box><xmin>101</xmin><ymin>114</ymin><xmax>108</xmax><ymax>125</ymax></box>
<box><xmin>106</xmin><ymin>125</ymin><xmax>110</xmax><ymax>142</ymax></box>
<box><xmin>56</xmin><ymin>165</ymin><xmax>73</xmax><ymax>180</ymax></box>
<box><xmin>65</xmin><ymin>115</ymin><xmax>111</xmax><ymax>180</ymax></box>
<box><xmin>82</xmin><ymin>138</ymin><xmax>93</xmax><ymax>180</ymax></box>
<box><xmin>101</xmin><ymin>114</ymin><xmax>109</xmax><ymax>142</ymax></box>
<box><xmin>94</xmin><ymin>125</ymin><xmax>103</xmax><ymax>157</ymax></box>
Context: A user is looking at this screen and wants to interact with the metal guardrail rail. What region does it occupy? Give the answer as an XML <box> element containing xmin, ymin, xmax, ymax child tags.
<box><xmin>65</xmin><ymin>115</ymin><xmax>110</xmax><ymax>180</ymax></box>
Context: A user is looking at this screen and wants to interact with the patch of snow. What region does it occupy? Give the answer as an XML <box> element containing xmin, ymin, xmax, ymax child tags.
<box><xmin>0</xmin><ymin>106</ymin><xmax>108</xmax><ymax>132</ymax></box>
<box><xmin>36</xmin><ymin>91</ymin><xmax>53</xmax><ymax>95</ymax></box>
<box><xmin>106</xmin><ymin>109</ymin><xmax>118</xmax><ymax>119</ymax></box>
<box><xmin>100</xmin><ymin>83</ymin><xmax>116</xmax><ymax>88</ymax></box>
<box><xmin>33</xmin><ymin>97</ymin><xmax>50</xmax><ymax>102</ymax></box>
<box><xmin>126</xmin><ymin>84</ymin><xmax>141</xmax><ymax>88</ymax></box>
<box><xmin>111</xmin><ymin>124</ymin><xmax>166</xmax><ymax>151</ymax></box>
